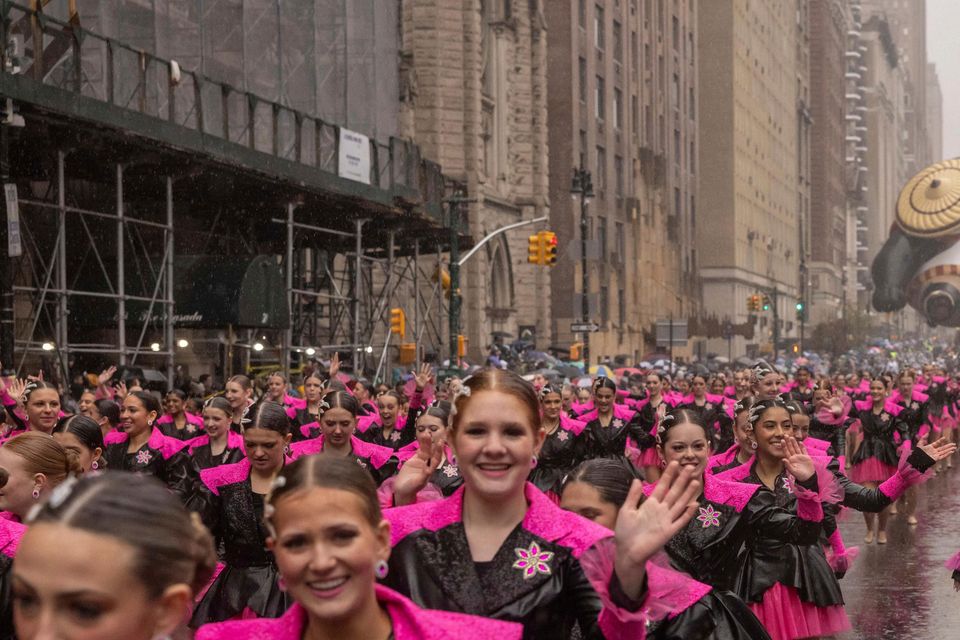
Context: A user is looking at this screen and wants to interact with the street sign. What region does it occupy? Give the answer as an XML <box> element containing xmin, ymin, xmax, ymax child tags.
<box><xmin>655</xmin><ymin>319</ymin><xmax>688</xmax><ymax>347</ymax></box>
<box><xmin>571</xmin><ymin>322</ymin><xmax>600</xmax><ymax>333</ymax></box>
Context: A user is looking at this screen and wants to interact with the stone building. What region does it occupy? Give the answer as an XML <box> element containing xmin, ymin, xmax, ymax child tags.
<box><xmin>546</xmin><ymin>0</ymin><xmax>699</xmax><ymax>364</ymax></box>
<box><xmin>807</xmin><ymin>0</ymin><xmax>851</xmax><ymax>326</ymax></box>
<box><xmin>398</xmin><ymin>0</ymin><xmax>552</xmax><ymax>358</ymax></box>
<box><xmin>696</xmin><ymin>0</ymin><xmax>810</xmax><ymax>357</ymax></box>
<box><xmin>927</xmin><ymin>63</ymin><xmax>943</xmax><ymax>163</ymax></box>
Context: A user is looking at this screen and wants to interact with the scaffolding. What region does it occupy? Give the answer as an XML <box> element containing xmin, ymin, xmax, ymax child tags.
<box><xmin>1</xmin><ymin>0</ymin><xmax>456</xmax><ymax>386</ymax></box>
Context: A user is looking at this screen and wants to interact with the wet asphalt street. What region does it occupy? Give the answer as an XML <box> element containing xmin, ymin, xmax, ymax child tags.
<box><xmin>836</xmin><ymin>464</ymin><xmax>960</xmax><ymax>640</ymax></box>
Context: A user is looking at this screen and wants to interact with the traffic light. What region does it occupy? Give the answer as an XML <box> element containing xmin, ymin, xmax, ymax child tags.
<box><xmin>399</xmin><ymin>343</ymin><xmax>417</xmax><ymax>364</ymax></box>
<box><xmin>389</xmin><ymin>308</ymin><xmax>405</xmax><ymax>340</ymax></box>
<box><xmin>457</xmin><ymin>334</ymin><xmax>468</xmax><ymax>358</ymax></box>
<box><xmin>746</xmin><ymin>295</ymin><xmax>755</xmax><ymax>311</ymax></box>
<box><xmin>542</xmin><ymin>231</ymin><xmax>559</xmax><ymax>266</ymax></box>
<box><xmin>570</xmin><ymin>342</ymin><xmax>583</xmax><ymax>361</ymax></box>
<box><xmin>528</xmin><ymin>234</ymin><xmax>543</xmax><ymax>265</ymax></box>
<box><xmin>762</xmin><ymin>295</ymin><xmax>771</xmax><ymax>311</ymax></box>
<box><xmin>433</xmin><ymin>267</ymin><xmax>451</xmax><ymax>298</ymax></box>
<box><xmin>795</xmin><ymin>301</ymin><xmax>806</xmax><ymax>321</ymax></box>
<box><xmin>747</xmin><ymin>294</ymin><xmax>763</xmax><ymax>312</ymax></box>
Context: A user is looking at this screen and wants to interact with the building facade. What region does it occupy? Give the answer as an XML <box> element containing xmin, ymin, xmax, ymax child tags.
<box><xmin>807</xmin><ymin>0</ymin><xmax>850</xmax><ymax>326</ymax></box>
<box><xmin>696</xmin><ymin>0</ymin><xmax>810</xmax><ymax>357</ymax></box>
<box><xmin>399</xmin><ymin>0</ymin><xmax>551</xmax><ymax>357</ymax></box>
<box><xmin>927</xmin><ymin>63</ymin><xmax>943</xmax><ymax>163</ymax></box>
<box><xmin>545</xmin><ymin>0</ymin><xmax>699</xmax><ymax>364</ymax></box>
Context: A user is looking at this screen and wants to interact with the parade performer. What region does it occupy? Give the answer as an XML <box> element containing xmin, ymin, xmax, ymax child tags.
<box><xmin>582</xmin><ymin>376</ymin><xmax>655</xmax><ymax>477</ymax></box>
<box><xmin>527</xmin><ymin>384</ymin><xmax>588</xmax><ymax>496</ymax></box>
<box><xmin>11</xmin><ymin>473</ymin><xmax>216</xmax><ymax>640</ymax></box>
<box><xmin>0</xmin><ymin>433</ymin><xmax>82</xmax><ymax>522</ymax></box>
<box><xmin>189</xmin><ymin>401</ymin><xmax>294</xmax><ymax>625</ymax></box>
<box><xmin>157</xmin><ymin>389</ymin><xmax>205</xmax><ymax>441</ymax></box>
<box><xmin>186</xmin><ymin>397</ymin><xmax>245</xmax><ymax>470</ymax></box>
<box><xmin>196</xmin><ymin>455</ymin><xmax>523</xmax><ymax>640</ymax></box>
<box><xmin>290</xmin><ymin>392</ymin><xmax>398</xmax><ymax>486</ymax></box>
<box><xmin>102</xmin><ymin>391</ymin><xmax>199</xmax><ymax>502</ymax></box>
<box><xmin>718</xmin><ymin>399</ymin><xmax>851</xmax><ymax>640</ymax></box>
<box><xmin>52</xmin><ymin>414</ymin><xmax>105</xmax><ymax>474</ymax></box>
<box><xmin>380</xmin><ymin>368</ymin><xmax>705</xmax><ymax>639</ymax></box>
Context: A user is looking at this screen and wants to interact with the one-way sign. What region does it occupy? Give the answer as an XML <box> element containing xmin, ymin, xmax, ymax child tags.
<box><xmin>571</xmin><ymin>322</ymin><xmax>600</xmax><ymax>333</ymax></box>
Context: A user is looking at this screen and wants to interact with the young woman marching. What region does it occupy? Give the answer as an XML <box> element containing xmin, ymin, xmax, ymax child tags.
<box><xmin>527</xmin><ymin>384</ymin><xmax>588</xmax><ymax>496</ymax></box>
<box><xmin>707</xmin><ymin>397</ymin><xmax>756</xmax><ymax>475</ymax></box>
<box><xmin>52</xmin><ymin>414</ymin><xmax>105</xmax><ymax>474</ymax></box>
<box><xmin>101</xmin><ymin>391</ymin><xmax>198</xmax><ymax>502</ymax></box>
<box><xmin>678</xmin><ymin>374</ymin><xmax>735</xmax><ymax>454</ymax></box>
<box><xmin>807</xmin><ymin>383</ymin><xmax>851</xmax><ymax>462</ymax></box>
<box><xmin>0</xmin><ymin>468</ymin><xmax>20</xmax><ymax>640</ymax></box>
<box><xmin>0</xmin><ymin>433</ymin><xmax>82</xmax><ymax>522</ymax></box>
<box><xmin>195</xmin><ymin>455</ymin><xmax>522</xmax><ymax>640</ymax></box>
<box><xmin>224</xmin><ymin>375</ymin><xmax>256</xmax><ymax>432</ymax></box>
<box><xmin>716</xmin><ymin>399</ymin><xmax>849</xmax><ymax>640</ymax></box>
<box><xmin>356</xmin><ymin>366</ymin><xmax>431</xmax><ymax>451</ymax></box>
<box><xmin>289</xmin><ymin>392</ymin><xmax>398</xmax><ymax>486</ymax></box>
<box><xmin>189</xmin><ymin>401</ymin><xmax>294</xmax><ymax>624</ymax></box>
<box><xmin>634</xmin><ymin>373</ymin><xmax>682</xmax><ymax>481</ymax></box>
<box><xmin>186</xmin><ymin>397</ymin><xmax>246</xmax><ymax>470</ymax></box>
<box><xmin>388</xmin><ymin>401</ymin><xmax>462</xmax><ymax>504</ymax></box>
<box><xmin>0</xmin><ymin>381</ymin><xmax>60</xmax><ymax>440</ymax></box>
<box><xmin>581</xmin><ymin>376</ymin><xmax>654</xmax><ymax>477</ymax></box>
<box><xmin>849</xmin><ymin>379</ymin><xmax>908</xmax><ymax>543</ymax></box>
<box><xmin>290</xmin><ymin>371</ymin><xmax>327</xmax><ymax>440</ymax></box>
<box><xmin>12</xmin><ymin>473</ymin><xmax>217</xmax><ymax>640</ymax></box>
<box><xmin>157</xmin><ymin>389</ymin><xmax>205</xmax><ymax>441</ymax></box>
<box><xmin>380</xmin><ymin>368</ymin><xmax>707</xmax><ymax>639</ymax></box>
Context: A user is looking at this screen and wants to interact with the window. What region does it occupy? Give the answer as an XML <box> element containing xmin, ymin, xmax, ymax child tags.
<box><xmin>631</xmin><ymin>95</ymin><xmax>639</xmax><ymax>133</ymax></box>
<box><xmin>613</xmin><ymin>88</ymin><xmax>622</xmax><ymax>129</ymax></box>
<box><xmin>689</xmin><ymin>86</ymin><xmax>695</xmax><ymax>120</ymax></box>
<box><xmin>674</xmin><ymin>129</ymin><xmax>680</xmax><ymax>164</ymax></box>
<box><xmin>596</xmin><ymin>146</ymin><xmax>607</xmax><ymax>192</ymax></box>
<box><xmin>615</xmin><ymin>222</ymin><xmax>625</xmax><ymax>257</ymax></box>
<box><xmin>689</xmin><ymin>140</ymin><xmax>695</xmax><ymax>173</ymax></box>
<box><xmin>674</xmin><ymin>187</ymin><xmax>681</xmax><ymax>216</ymax></box>
<box><xmin>615</xmin><ymin>155</ymin><xmax>624</xmax><ymax>197</ymax></box>
<box><xmin>618</xmin><ymin>288</ymin><xmax>626</xmax><ymax>326</ymax></box>
<box><xmin>579</xmin><ymin>129</ymin><xmax>587</xmax><ymax>168</ymax></box>
<box><xmin>595</xmin><ymin>5</ymin><xmax>605</xmax><ymax>50</ymax></box>
<box><xmin>579</xmin><ymin>57</ymin><xmax>588</xmax><ymax>103</ymax></box>
<box><xmin>600</xmin><ymin>286</ymin><xmax>610</xmax><ymax>323</ymax></box>
<box><xmin>613</xmin><ymin>20</ymin><xmax>623</xmax><ymax>62</ymax></box>
<box><xmin>672</xmin><ymin>15</ymin><xmax>679</xmax><ymax>50</ymax></box>
<box><xmin>631</xmin><ymin>31</ymin><xmax>638</xmax><ymax>67</ymax></box>
<box><xmin>690</xmin><ymin>195</ymin><xmax>696</xmax><ymax>229</ymax></box>
<box><xmin>599</xmin><ymin>217</ymin><xmax>608</xmax><ymax>259</ymax></box>
<box><xmin>595</xmin><ymin>76</ymin><xmax>605</xmax><ymax>120</ymax></box>
<box><xmin>672</xmin><ymin>73</ymin><xmax>680</xmax><ymax>106</ymax></box>
<box><xmin>579</xmin><ymin>0</ymin><xmax>587</xmax><ymax>27</ymax></box>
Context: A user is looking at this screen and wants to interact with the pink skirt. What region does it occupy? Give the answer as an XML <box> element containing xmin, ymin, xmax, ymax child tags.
<box><xmin>849</xmin><ymin>459</ymin><xmax>897</xmax><ymax>484</ymax></box>
<box><xmin>748</xmin><ymin>582</ymin><xmax>850</xmax><ymax>640</ymax></box>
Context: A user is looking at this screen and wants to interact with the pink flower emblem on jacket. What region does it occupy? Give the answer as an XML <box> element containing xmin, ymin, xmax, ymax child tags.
<box><xmin>135</xmin><ymin>450</ymin><xmax>152</xmax><ymax>465</ymax></box>
<box><xmin>696</xmin><ymin>505</ymin><xmax>721</xmax><ymax>528</ymax></box>
<box><xmin>512</xmin><ymin>542</ymin><xmax>554</xmax><ymax>579</ymax></box>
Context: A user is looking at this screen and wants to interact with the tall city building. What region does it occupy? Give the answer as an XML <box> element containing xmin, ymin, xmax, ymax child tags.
<box><xmin>398</xmin><ymin>0</ymin><xmax>551</xmax><ymax>356</ymax></box>
<box><xmin>927</xmin><ymin>63</ymin><xmax>943</xmax><ymax>163</ymax></box>
<box><xmin>696</xmin><ymin>0</ymin><xmax>810</xmax><ymax>357</ymax></box>
<box><xmin>546</xmin><ymin>0</ymin><xmax>699</xmax><ymax>364</ymax></box>
<box><xmin>807</xmin><ymin>0</ymin><xmax>852</xmax><ymax>325</ymax></box>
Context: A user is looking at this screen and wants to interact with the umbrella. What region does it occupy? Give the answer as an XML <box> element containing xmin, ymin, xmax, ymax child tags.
<box><xmin>491</xmin><ymin>331</ymin><xmax>514</xmax><ymax>339</ymax></box>
<box><xmin>615</xmin><ymin>367</ymin><xmax>643</xmax><ymax>377</ymax></box>
<box><xmin>553</xmin><ymin>364</ymin><xmax>583</xmax><ymax>379</ymax></box>
<box><xmin>711</xmin><ymin>356</ymin><xmax>730</xmax><ymax>364</ymax></box>
<box><xmin>589</xmin><ymin>364</ymin><xmax>617</xmax><ymax>379</ymax></box>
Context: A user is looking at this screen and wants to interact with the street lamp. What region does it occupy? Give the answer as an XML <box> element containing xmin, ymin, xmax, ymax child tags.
<box><xmin>571</xmin><ymin>166</ymin><xmax>595</xmax><ymax>368</ymax></box>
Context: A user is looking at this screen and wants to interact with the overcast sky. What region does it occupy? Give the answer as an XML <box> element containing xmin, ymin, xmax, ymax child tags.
<box><xmin>927</xmin><ymin>0</ymin><xmax>958</xmax><ymax>158</ymax></box>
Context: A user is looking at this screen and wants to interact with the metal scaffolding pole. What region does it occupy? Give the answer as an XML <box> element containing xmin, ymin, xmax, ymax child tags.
<box><xmin>284</xmin><ymin>203</ymin><xmax>295</xmax><ymax>378</ymax></box>
<box><xmin>116</xmin><ymin>164</ymin><xmax>126</xmax><ymax>365</ymax></box>
<box><xmin>165</xmin><ymin>176</ymin><xmax>175</xmax><ymax>386</ymax></box>
<box><xmin>413</xmin><ymin>238</ymin><xmax>420</xmax><ymax>363</ymax></box>
<box><xmin>353</xmin><ymin>219</ymin><xmax>365</xmax><ymax>373</ymax></box>
<box><xmin>56</xmin><ymin>151</ymin><xmax>68</xmax><ymax>377</ymax></box>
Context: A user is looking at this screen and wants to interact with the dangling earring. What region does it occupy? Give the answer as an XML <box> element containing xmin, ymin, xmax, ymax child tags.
<box><xmin>31</xmin><ymin>487</ymin><xmax>40</xmax><ymax>500</ymax></box>
<box><xmin>750</xmin><ymin>440</ymin><xmax>758</xmax><ymax>450</ymax></box>
<box><xmin>91</xmin><ymin>459</ymin><xmax>99</xmax><ymax>470</ymax></box>
<box><xmin>530</xmin><ymin>456</ymin><xmax>538</xmax><ymax>469</ymax></box>
<box><xmin>284</xmin><ymin>444</ymin><xmax>290</xmax><ymax>455</ymax></box>
<box><xmin>374</xmin><ymin>560</ymin><xmax>389</xmax><ymax>579</ymax></box>
<box><xmin>277</xmin><ymin>576</ymin><xmax>287</xmax><ymax>592</ymax></box>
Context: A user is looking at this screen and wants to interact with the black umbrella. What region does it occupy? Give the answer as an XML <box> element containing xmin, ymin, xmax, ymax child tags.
<box><xmin>553</xmin><ymin>364</ymin><xmax>583</xmax><ymax>379</ymax></box>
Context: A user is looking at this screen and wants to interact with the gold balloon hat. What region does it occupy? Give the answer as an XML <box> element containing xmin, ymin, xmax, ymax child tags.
<box><xmin>896</xmin><ymin>158</ymin><xmax>960</xmax><ymax>237</ymax></box>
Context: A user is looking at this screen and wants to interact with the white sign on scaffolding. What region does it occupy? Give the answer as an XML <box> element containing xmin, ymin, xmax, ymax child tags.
<box><xmin>4</xmin><ymin>184</ymin><xmax>21</xmax><ymax>257</ymax></box>
<box><xmin>338</xmin><ymin>127</ymin><xmax>371</xmax><ymax>185</ymax></box>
